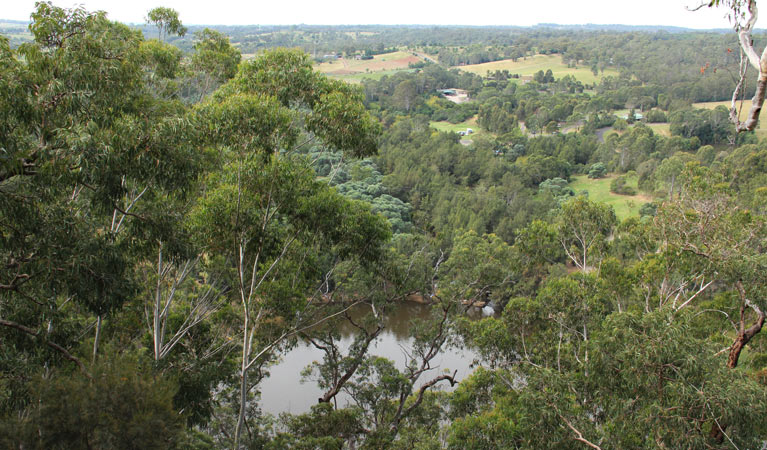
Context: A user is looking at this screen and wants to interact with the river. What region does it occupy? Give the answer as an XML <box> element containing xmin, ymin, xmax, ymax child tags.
<box><xmin>258</xmin><ymin>302</ymin><xmax>483</xmax><ymax>415</ymax></box>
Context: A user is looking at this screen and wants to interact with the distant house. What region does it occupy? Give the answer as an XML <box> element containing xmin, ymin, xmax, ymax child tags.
<box><xmin>619</xmin><ymin>112</ymin><xmax>644</xmax><ymax>120</ymax></box>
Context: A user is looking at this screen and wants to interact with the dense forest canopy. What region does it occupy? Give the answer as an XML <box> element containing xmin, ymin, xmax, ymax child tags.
<box><xmin>2</xmin><ymin>2</ymin><xmax>767</xmax><ymax>449</ymax></box>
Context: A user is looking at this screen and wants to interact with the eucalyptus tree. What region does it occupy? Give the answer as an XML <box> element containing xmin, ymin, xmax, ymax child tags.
<box><xmin>190</xmin><ymin>28</ymin><xmax>242</xmax><ymax>100</ymax></box>
<box><xmin>706</xmin><ymin>0</ymin><xmax>767</xmax><ymax>131</ymax></box>
<box><xmin>0</xmin><ymin>0</ymin><xmax>200</xmax><ymax>370</ymax></box>
<box><xmin>557</xmin><ymin>197</ymin><xmax>617</xmax><ymax>272</ymax></box>
<box><xmin>192</xmin><ymin>48</ymin><xmax>387</xmax><ymax>448</ymax></box>
<box><xmin>0</xmin><ymin>3</ymin><xmax>210</xmax><ymax>444</ymax></box>
<box><xmin>145</xmin><ymin>6</ymin><xmax>187</xmax><ymax>42</ymax></box>
<box><xmin>521</xmin><ymin>309</ymin><xmax>765</xmax><ymax>449</ymax></box>
<box><xmin>657</xmin><ymin>164</ymin><xmax>767</xmax><ymax>369</ymax></box>
<box><xmin>654</xmin><ymin>152</ymin><xmax>696</xmax><ymax>199</ymax></box>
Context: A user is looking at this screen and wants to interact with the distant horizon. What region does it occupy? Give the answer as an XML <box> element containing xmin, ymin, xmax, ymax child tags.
<box><xmin>0</xmin><ymin>18</ymin><xmax>739</xmax><ymax>33</ymax></box>
<box><xmin>1</xmin><ymin>0</ymin><xmax>739</xmax><ymax>30</ymax></box>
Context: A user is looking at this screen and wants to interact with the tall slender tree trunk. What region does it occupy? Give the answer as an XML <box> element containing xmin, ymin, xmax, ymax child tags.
<box><xmin>153</xmin><ymin>247</ymin><xmax>164</xmax><ymax>360</ymax></box>
<box><xmin>234</xmin><ymin>316</ymin><xmax>250</xmax><ymax>449</ymax></box>
<box><xmin>669</xmin><ymin>175</ymin><xmax>675</xmax><ymax>200</ymax></box>
<box><xmin>92</xmin><ymin>314</ymin><xmax>102</xmax><ymax>363</ymax></box>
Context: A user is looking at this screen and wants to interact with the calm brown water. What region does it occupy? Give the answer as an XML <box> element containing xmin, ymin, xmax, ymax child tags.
<box><xmin>258</xmin><ymin>303</ymin><xmax>481</xmax><ymax>415</ymax></box>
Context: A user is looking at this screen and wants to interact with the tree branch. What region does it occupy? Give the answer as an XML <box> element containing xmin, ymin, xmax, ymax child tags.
<box><xmin>0</xmin><ymin>318</ymin><xmax>91</xmax><ymax>378</ymax></box>
<box><xmin>555</xmin><ymin>410</ymin><xmax>602</xmax><ymax>450</ymax></box>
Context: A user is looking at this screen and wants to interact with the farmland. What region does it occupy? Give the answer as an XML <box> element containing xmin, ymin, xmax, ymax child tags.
<box><xmin>328</xmin><ymin>69</ymin><xmax>417</xmax><ymax>83</ymax></box>
<box><xmin>315</xmin><ymin>51</ymin><xmax>422</xmax><ymax>81</ymax></box>
<box><xmin>454</xmin><ymin>54</ymin><xmax>619</xmax><ymax>84</ymax></box>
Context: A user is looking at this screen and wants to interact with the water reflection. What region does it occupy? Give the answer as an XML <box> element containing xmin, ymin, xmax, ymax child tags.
<box><xmin>259</xmin><ymin>302</ymin><xmax>482</xmax><ymax>415</ymax></box>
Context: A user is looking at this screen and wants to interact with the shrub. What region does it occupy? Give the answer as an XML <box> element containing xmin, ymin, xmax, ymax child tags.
<box><xmin>645</xmin><ymin>109</ymin><xmax>667</xmax><ymax>123</ymax></box>
<box><xmin>610</xmin><ymin>175</ymin><xmax>637</xmax><ymax>195</ymax></box>
<box><xmin>588</xmin><ymin>162</ymin><xmax>607</xmax><ymax>179</ymax></box>
<box><xmin>613</xmin><ymin>118</ymin><xmax>628</xmax><ymax>131</ymax></box>
<box><xmin>639</xmin><ymin>202</ymin><xmax>658</xmax><ymax>217</ymax></box>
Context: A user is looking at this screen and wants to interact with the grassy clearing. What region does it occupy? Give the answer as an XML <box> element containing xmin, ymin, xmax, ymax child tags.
<box><xmin>646</xmin><ymin>123</ymin><xmax>671</xmax><ymax>137</ymax></box>
<box><xmin>693</xmin><ymin>100</ymin><xmax>745</xmax><ymax>112</ymax></box>
<box><xmin>429</xmin><ymin>116</ymin><xmax>483</xmax><ymax>137</ymax></box>
<box><xmin>569</xmin><ymin>174</ymin><xmax>652</xmax><ymax>221</ymax></box>
<box><xmin>612</xmin><ymin>109</ymin><xmax>630</xmax><ymax>117</ymax></box>
<box><xmin>315</xmin><ymin>51</ymin><xmax>420</xmax><ymax>75</ymax></box>
<box><xmin>327</xmin><ymin>69</ymin><xmax>416</xmax><ymax>84</ymax></box>
<box><xmin>454</xmin><ymin>54</ymin><xmax>619</xmax><ymax>85</ymax></box>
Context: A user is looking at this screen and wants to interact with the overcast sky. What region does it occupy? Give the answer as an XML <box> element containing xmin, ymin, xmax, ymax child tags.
<box><xmin>3</xmin><ymin>0</ymin><xmax>735</xmax><ymax>29</ymax></box>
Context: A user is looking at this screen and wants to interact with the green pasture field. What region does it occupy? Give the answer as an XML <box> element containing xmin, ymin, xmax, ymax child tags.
<box><xmin>454</xmin><ymin>54</ymin><xmax>619</xmax><ymax>85</ymax></box>
<box><xmin>569</xmin><ymin>174</ymin><xmax>652</xmax><ymax>221</ymax></box>
<box><xmin>315</xmin><ymin>51</ymin><xmax>420</xmax><ymax>75</ymax></box>
<box><xmin>646</xmin><ymin>123</ymin><xmax>671</xmax><ymax>137</ymax></box>
<box><xmin>327</xmin><ymin>69</ymin><xmax>416</xmax><ymax>83</ymax></box>
<box><xmin>429</xmin><ymin>116</ymin><xmax>483</xmax><ymax>138</ymax></box>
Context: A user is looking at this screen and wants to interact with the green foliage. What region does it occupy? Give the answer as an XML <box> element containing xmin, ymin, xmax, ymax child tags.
<box><xmin>0</xmin><ymin>5</ymin><xmax>393</xmax><ymax>446</ymax></box>
<box><xmin>2</xmin><ymin>356</ymin><xmax>184</xmax><ymax>449</ymax></box>
<box><xmin>229</xmin><ymin>48</ymin><xmax>381</xmax><ymax>158</ymax></box>
<box><xmin>557</xmin><ymin>197</ymin><xmax>617</xmax><ymax>270</ymax></box>
<box><xmin>645</xmin><ymin>109</ymin><xmax>667</xmax><ymax>123</ymax></box>
<box><xmin>323</xmin><ymin>157</ymin><xmax>414</xmax><ymax>234</ymax></box>
<box><xmin>5</xmin><ymin>4</ymin><xmax>767</xmax><ymax>447</ymax></box>
<box><xmin>0</xmin><ymin>1</ymin><xmax>201</xmax><ymax>360</ymax></box>
<box><xmin>639</xmin><ymin>201</ymin><xmax>658</xmax><ymax>217</ymax></box>
<box><xmin>669</xmin><ymin>106</ymin><xmax>734</xmax><ymax>145</ymax></box>
<box><xmin>538</xmin><ymin>177</ymin><xmax>575</xmax><ymax>202</ymax></box>
<box><xmin>585</xmin><ymin>309</ymin><xmax>767</xmax><ymax>448</ymax></box>
<box><xmin>696</xmin><ymin>144</ymin><xmax>717</xmax><ymax>166</ymax></box>
<box><xmin>145</xmin><ymin>7</ymin><xmax>187</xmax><ymax>41</ymax></box>
<box><xmin>186</xmin><ymin>28</ymin><xmax>242</xmax><ymax>100</ymax></box>
<box><xmin>454</xmin><ymin>308</ymin><xmax>767</xmax><ymax>449</ymax></box>
<box><xmin>609</xmin><ymin>174</ymin><xmax>637</xmax><ymax>195</ymax></box>
<box><xmin>272</xmin><ymin>403</ymin><xmax>364</xmax><ymax>449</ymax></box>
<box><xmin>514</xmin><ymin>219</ymin><xmax>561</xmax><ymax>275</ymax></box>
<box><xmin>655</xmin><ymin>152</ymin><xmax>696</xmax><ymax>198</ymax></box>
<box><xmin>612</xmin><ymin>117</ymin><xmax>628</xmax><ymax>131</ymax></box>
<box><xmin>441</xmin><ymin>230</ymin><xmax>516</xmax><ymax>307</ymax></box>
<box><xmin>587</xmin><ymin>162</ymin><xmax>607</xmax><ymax>179</ymax></box>
<box><xmin>533</xmin><ymin>68</ymin><xmax>555</xmax><ymax>83</ymax></box>
<box><xmin>447</xmin><ymin>398</ymin><xmax>524</xmax><ymax>449</ymax></box>
<box><xmin>192</xmin><ymin>28</ymin><xmax>241</xmax><ymax>83</ymax></box>
<box><xmin>140</xmin><ymin>39</ymin><xmax>183</xmax><ymax>79</ymax></box>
